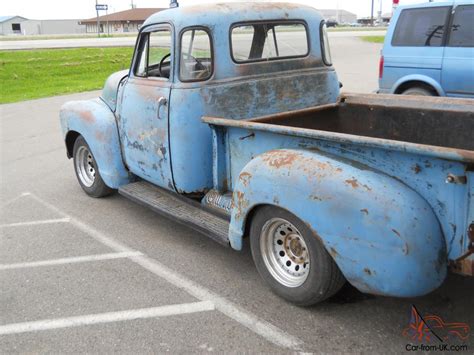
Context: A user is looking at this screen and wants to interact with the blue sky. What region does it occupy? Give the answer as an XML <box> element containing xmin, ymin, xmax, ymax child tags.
<box><xmin>3</xmin><ymin>0</ymin><xmax>435</xmax><ymax>20</ymax></box>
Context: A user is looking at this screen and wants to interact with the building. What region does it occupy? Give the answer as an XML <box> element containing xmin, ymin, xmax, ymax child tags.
<box><xmin>318</xmin><ymin>9</ymin><xmax>357</xmax><ymax>25</ymax></box>
<box><xmin>0</xmin><ymin>16</ymin><xmax>85</xmax><ymax>35</ymax></box>
<box><xmin>80</xmin><ymin>8</ymin><xmax>165</xmax><ymax>34</ymax></box>
<box><xmin>0</xmin><ymin>16</ymin><xmax>28</xmax><ymax>35</ymax></box>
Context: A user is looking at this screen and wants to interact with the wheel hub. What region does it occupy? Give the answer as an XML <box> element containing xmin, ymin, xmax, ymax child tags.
<box><xmin>75</xmin><ymin>145</ymin><xmax>96</xmax><ymax>188</ymax></box>
<box><xmin>260</xmin><ymin>218</ymin><xmax>310</xmax><ymax>288</ymax></box>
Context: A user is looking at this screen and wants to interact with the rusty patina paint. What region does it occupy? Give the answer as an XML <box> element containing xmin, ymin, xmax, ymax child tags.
<box><xmin>262</xmin><ymin>150</ymin><xmax>299</xmax><ymax>168</ymax></box>
<box><xmin>345</xmin><ymin>178</ymin><xmax>359</xmax><ymax>189</ymax></box>
<box><xmin>239</xmin><ymin>172</ymin><xmax>252</xmax><ymax>187</ymax></box>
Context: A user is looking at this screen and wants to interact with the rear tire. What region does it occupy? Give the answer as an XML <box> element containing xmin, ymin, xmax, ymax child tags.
<box><xmin>73</xmin><ymin>136</ymin><xmax>113</xmax><ymax>198</ymax></box>
<box><xmin>250</xmin><ymin>206</ymin><xmax>345</xmax><ymax>306</ymax></box>
<box><xmin>401</xmin><ymin>86</ymin><xmax>435</xmax><ymax>96</ymax></box>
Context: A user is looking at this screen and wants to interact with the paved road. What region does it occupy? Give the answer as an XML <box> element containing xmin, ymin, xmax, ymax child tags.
<box><xmin>0</xmin><ymin>30</ymin><xmax>386</xmax><ymax>51</ymax></box>
<box><xmin>1</xmin><ymin>39</ymin><xmax>472</xmax><ymax>353</ymax></box>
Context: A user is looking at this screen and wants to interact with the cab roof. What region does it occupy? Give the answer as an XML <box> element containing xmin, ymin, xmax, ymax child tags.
<box><xmin>142</xmin><ymin>2</ymin><xmax>322</xmax><ymax>29</ymax></box>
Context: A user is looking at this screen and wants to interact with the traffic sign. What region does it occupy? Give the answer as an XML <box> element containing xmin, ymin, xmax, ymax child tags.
<box><xmin>96</xmin><ymin>4</ymin><xmax>108</xmax><ymax>11</ymax></box>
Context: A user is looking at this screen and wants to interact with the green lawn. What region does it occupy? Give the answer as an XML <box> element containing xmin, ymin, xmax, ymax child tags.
<box><xmin>361</xmin><ymin>35</ymin><xmax>385</xmax><ymax>43</ymax></box>
<box><xmin>0</xmin><ymin>47</ymin><xmax>135</xmax><ymax>104</ymax></box>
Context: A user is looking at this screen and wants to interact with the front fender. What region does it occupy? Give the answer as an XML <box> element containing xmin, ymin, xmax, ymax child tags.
<box><xmin>391</xmin><ymin>74</ymin><xmax>445</xmax><ymax>96</ymax></box>
<box><xmin>230</xmin><ymin>149</ymin><xmax>447</xmax><ymax>297</ymax></box>
<box><xmin>60</xmin><ymin>98</ymin><xmax>131</xmax><ymax>188</ymax></box>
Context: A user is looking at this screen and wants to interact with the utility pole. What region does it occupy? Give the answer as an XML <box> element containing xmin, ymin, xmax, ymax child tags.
<box><xmin>96</xmin><ymin>0</ymin><xmax>100</xmax><ymax>38</ymax></box>
<box><xmin>370</xmin><ymin>0</ymin><xmax>375</xmax><ymax>26</ymax></box>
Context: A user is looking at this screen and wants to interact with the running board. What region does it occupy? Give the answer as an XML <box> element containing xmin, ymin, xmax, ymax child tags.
<box><xmin>118</xmin><ymin>181</ymin><xmax>230</xmax><ymax>247</ymax></box>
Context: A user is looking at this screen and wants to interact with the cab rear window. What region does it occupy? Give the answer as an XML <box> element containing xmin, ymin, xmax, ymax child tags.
<box><xmin>231</xmin><ymin>22</ymin><xmax>309</xmax><ymax>63</ymax></box>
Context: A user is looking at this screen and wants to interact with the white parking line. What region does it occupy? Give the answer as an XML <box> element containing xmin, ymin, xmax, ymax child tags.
<box><xmin>0</xmin><ymin>301</ymin><xmax>215</xmax><ymax>335</ymax></box>
<box><xmin>0</xmin><ymin>252</ymin><xmax>142</xmax><ymax>271</ymax></box>
<box><xmin>0</xmin><ymin>192</ymin><xmax>30</xmax><ymax>208</ymax></box>
<box><xmin>26</xmin><ymin>192</ymin><xmax>304</xmax><ymax>351</ymax></box>
<box><xmin>0</xmin><ymin>218</ymin><xmax>70</xmax><ymax>228</ymax></box>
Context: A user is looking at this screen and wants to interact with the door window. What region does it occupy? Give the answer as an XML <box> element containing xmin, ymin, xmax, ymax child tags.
<box><xmin>180</xmin><ymin>28</ymin><xmax>213</xmax><ymax>81</ymax></box>
<box><xmin>448</xmin><ymin>5</ymin><xmax>474</xmax><ymax>47</ymax></box>
<box><xmin>135</xmin><ymin>29</ymin><xmax>172</xmax><ymax>79</ymax></box>
<box><xmin>392</xmin><ymin>7</ymin><xmax>451</xmax><ymax>47</ymax></box>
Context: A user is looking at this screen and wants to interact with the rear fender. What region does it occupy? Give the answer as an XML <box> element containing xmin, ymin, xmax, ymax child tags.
<box><xmin>230</xmin><ymin>149</ymin><xmax>447</xmax><ymax>297</ymax></box>
<box><xmin>60</xmin><ymin>98</ymin><xmax>131</xmax><ymax>188</ymax></box>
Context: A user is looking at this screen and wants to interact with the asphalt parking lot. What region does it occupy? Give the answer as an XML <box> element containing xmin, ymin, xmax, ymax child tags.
<box><xmin>1</xmin><ymin>37</ymin><xmax>473</xmax><ymax>353</ymax></box>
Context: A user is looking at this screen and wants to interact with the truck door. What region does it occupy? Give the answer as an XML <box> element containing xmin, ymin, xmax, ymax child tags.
<box><xmin>442</xmin><ymin>4</ymin><xmax>474</xmax><ymax>98</ymax></box>
<box><xmin>118</xmin><ymin>25</ymin><xmax>175</xmax><ymax>190</ymax></box>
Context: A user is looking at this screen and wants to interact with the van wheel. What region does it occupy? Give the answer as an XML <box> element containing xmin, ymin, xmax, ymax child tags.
<box><xmin>73</xmin><ymin>136</ymin><xmax>113</xmax><ymax>198</ymax></box>
<box><xmin>401</xmin><ymin>87</ymin><xmax>435</xmax><ymax>96</ymax></box>
<box><xmin>250</xmin><ymin>206</ymin><xmax>345</xmax><ymax>306</ymax></box>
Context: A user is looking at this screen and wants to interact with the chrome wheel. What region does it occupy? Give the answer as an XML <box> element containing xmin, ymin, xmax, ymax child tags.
<box><xmin>75</xmin><ymin>145</ymin><xmax>96</xmax><ymax>187</ymax></box>
<box><xmin>260</xmin><ymin>218</ymin><xmax>310</xmax><ymax>288</ymax></box>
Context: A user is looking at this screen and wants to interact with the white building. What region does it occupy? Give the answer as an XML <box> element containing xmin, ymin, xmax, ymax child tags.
<box><xmin>0</xmin><ymin>16</ymin><xmax>85</xmax><ymax>36</ymax></box>
<box><xmin>0</xmin><ymin>16</ymin><xmax>28</xmax><ymax>35</ymax></box>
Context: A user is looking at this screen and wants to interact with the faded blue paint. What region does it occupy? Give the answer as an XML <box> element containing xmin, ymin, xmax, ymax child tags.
<box><xmin>59</xmin><ymin>99</ymin><xmax>131</xmax><ymax>188</ymax></box>
<box><xmin>205</xmin><ymin>98</ymin><xmax>473</xmax><ymax>295</ymax></box>
<box><xmin>101</xmin><ymin>69</ymin><xmax>129</xmax><ymax>112</ymax></box>
<box><xmin>59</xmin><ymin>2</ymin><xmax>473</xmax><ymax>300</ymax></box>
<box><xmin>229</xmin><ymin>148</ymin><xmax>446</xmax><ymax>297</ymax></box>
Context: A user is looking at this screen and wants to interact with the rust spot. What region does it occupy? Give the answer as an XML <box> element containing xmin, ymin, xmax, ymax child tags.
<box><xmin>273</xmin><ymin>196</ymin><xmax>280</xmax><ymax>204</ymax></box>
<box><xmin>329</xmin><ymin>247</ymin><xmax>339</xmax><ymax>258</ymax></box>
<box><xmin>310</xmin><ymin>194</ymin><xmax>323</xmax><ymax>201</ymax></box>
<box><xmin>263</xmin><ymin>150</ymin><xmax>299</xmax><ymax>168</ymax></box>
<box><xmin>239</xmin><ymin>172</ymin><xmax>252</xmax><ymax>187</ymax></box>
<box><xmin>450</xmin><ymin>258</ymin><xmax>474</xmax><ymax>276</ymax></box>
<box><xmin>363</xmin><ymin>268</ymin><xmax>372</xmax><ymax>276</ymax></box>
<box><xmin>360</xmin><ymin>208</ymin><xmax>369</xmax><ymax>215</ymax></box>
<box><xmin>345</xmin><ymin>178</ymin><xmax>359</xmax><ymax>189</ymax></box>
<box><xmin>234</xmin><ymin>190</ymin><xmax>249</xmax><ymax>219</ymax></box>
<box><xmin>412</xmin><ymin>164</ymin><xmax>422</xmax><ymax>174</ymax></box>
<box><xmin>95</xmin><ymin>131</ymin><xmax>105</xmax><ymax>142</ymax></box>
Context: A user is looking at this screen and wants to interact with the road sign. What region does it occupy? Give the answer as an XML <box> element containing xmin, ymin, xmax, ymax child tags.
<box><xmin>96</xmin><ymin>4</ymin><xmax>108</xmax><ymax>11</ymax></box>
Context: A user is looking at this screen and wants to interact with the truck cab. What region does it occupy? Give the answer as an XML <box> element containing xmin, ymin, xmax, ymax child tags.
<box><xmin>75</xmin><ymin>2</ymin><xmax>338</xmax><ymax>195</ymax></box>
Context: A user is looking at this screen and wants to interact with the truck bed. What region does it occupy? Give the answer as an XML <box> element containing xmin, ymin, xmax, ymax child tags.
<box><xmin>249</xmin><ymin>93</ymin><xmax>474</xmax><ymax>151</ymax></box>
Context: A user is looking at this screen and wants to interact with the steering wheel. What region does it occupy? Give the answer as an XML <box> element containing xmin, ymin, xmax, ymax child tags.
<box><xmin>159</xmin><ymin>53</ymin><xmax>171</xmax><ymax>77</ymax></box>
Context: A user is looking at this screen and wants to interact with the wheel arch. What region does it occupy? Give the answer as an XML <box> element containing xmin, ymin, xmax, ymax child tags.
<box><xmin>60</xmin><ymin>98</ymin><xmax>131</xmax><ymax>188</ymax></box>
<box><xmin>229</xmin><ymin>149</ymin><xmax>447</xmax><ymax>297</ymax></box>
<box><xmin>392</xmin><ymin>75</ymin><xmax>445</xmax><ymax>96</ymax></box>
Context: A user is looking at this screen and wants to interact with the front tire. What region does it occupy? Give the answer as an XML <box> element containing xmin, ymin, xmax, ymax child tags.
<box><xmin>73</xmin><ymin>136</ymin><xmax>113</xmax><ymax>198</ymax></box>
<box><xmin>250</xmin><ymin>206</ymin><xmax>345</xmax><ymax>306</ymax></box>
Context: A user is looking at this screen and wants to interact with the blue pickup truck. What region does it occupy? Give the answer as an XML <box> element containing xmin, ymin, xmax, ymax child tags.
<box><xmin>60</xmin><ymin>2</ymin><xmax>474</xmax><ymax>306</ymax></box>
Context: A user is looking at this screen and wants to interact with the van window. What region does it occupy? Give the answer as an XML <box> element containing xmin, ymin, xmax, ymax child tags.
<box><xmin>448</xmin><ymin>5</ymin><xmax>474</xmax><ymax>47</ymax></box>
<box><xmin>392</xmin><ymin>6</ymin><xmax>451</xmax><ymax>47</ymax></box>
<box><xmin>231</xmin><ymin>22</ymin><xmax>309</xmax><ymax>63</ymax></box>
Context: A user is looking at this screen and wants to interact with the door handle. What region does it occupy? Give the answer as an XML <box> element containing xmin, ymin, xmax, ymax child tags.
<box><xmin>157</xmin><ymin>97</ymin><xmax>167</xmax><ymax>119</ymax></box>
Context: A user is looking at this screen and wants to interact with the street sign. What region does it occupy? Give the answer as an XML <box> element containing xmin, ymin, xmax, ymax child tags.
<box><xmin>96</xmin><ymin>4</ymin><xmax>108</xmax><ymax>11</ymax></box>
